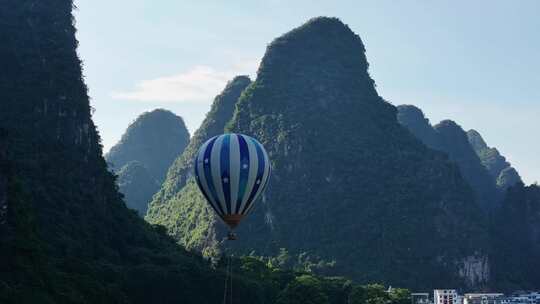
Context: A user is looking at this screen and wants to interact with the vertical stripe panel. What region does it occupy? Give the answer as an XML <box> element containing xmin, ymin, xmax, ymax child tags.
<box><xmin>228</xmin><ymin>134</ymin><xmax>240</xmax><ymax>214</ymax></box>
<box><xmin>201</xmin><ymin>136</ymin><xmax>225</xmax><ymax>216</ymax></box>
<box><xmin>220</xmin><ymin>134</ymin><xmax>231</xmax><ymax>213</ymax></box>
<box><xmin>235</xmin><ymin>135</ymin><xmax>250</xmax><ymax>214</ymax></box>
<box><xmin>241</xmin><ymin>138</ymin><xmax>267</xmax><ymax>215</ymax></box>
<box><xmin>210</xmin><ymin>135</ymin><xmax>228</xmax><ymax>214</ymax></box>
<box><xmin>237</xmin><ymin>135</ymin><xmax>259</xmax><ymax>214</ymax></box>
<box><xmin>195</xmin><ymin>147</ymin><xmax>221</xmax><ymax>218</ymax></box>
<box><xmin>244</xmin><ymin>145</ymin><xmax>271</xmax><ymax>215</ymax></box>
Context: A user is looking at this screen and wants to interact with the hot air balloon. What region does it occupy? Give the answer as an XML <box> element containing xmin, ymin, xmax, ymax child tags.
<box><xmin>194</xmin><ymin>133</ymin><xmax>271</xmax><ymax>240</ymax></box>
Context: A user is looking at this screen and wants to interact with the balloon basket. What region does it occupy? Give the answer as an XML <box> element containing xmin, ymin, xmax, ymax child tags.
<box><xmin>227</xmin><ymin>231</ymin><xmax>237</xmax><ymax>241</ymax></box>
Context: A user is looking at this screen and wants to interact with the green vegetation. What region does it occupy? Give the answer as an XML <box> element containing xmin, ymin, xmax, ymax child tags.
<box><xmin>147</xmin><ymin>75</ymin><xmax>252</xmax><ymax>252</ymax></box>
<box><xmin>3</xmin><ymin>3</ymin><xmax>400</xmax><ymax>302</ymax></box>
<box><xmin>466</xmin><ymin>129</ymin><xmax>522</xmax><ymax>189</ymax></box>
<box><xmin>149</xmin><ymin>75</ymin><xmax>251</xmax><ymax>208</ymax></box>
<box><xmin>233</xmin><ymin>255</ymin><xmax>411</xmax><ymax>304</ymax></box>
<box><xmin>150</xmin><ymin>17</ymin><xmax>488</xmax><ymax>289</ymax></box>
<box><xmin>0</xmin><ymin>2</ymin><xmax>254</xmax><ymax>303</ymax></box>
<box><xmin>2</xmin><ymin>0</ymin><xmax>538</xmax><ymax>298</ymax></box>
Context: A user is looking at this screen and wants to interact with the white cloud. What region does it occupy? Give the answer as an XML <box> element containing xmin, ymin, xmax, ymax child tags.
<box><xmin>111</xmin><ymin>61</ymin><xmax>258</xmax><ymax>103</ymax></box>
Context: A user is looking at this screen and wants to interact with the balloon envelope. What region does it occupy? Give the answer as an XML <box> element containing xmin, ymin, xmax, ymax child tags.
<box><xmin>194</xmin><ymin>133</ymin><xmax>271</xmax><ymax>229</ymax></box>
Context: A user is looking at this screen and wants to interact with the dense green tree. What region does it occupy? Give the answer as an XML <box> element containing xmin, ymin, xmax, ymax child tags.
<box><xmin>389</xmin><ymin>288</ymin><xmax>411</xmax><ymax>304</ymax></box>
<box><xmin>277</xmin><ymin>275</ymin><xmax>330</xmax><ymax>304</ymax></box>
<box><xmin>349</xmin><ymin>284</ymin><xmax>389</xmax><ymax>304</ymax></box>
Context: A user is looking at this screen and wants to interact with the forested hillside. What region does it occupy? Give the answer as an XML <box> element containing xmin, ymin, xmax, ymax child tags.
<box><xmin>149</xmin><ymin>17</ymin><xmax>489</xmax><ymax>289</ymax></box>
<box><xmin>0</xmin><ymin>2</ymin><xmax>257</xmax><ymax>303</ymax></box>
<box><xmin>1</xmin><ymin>5</ymin><xmax>389</xmax><ymax>302</ymax></box>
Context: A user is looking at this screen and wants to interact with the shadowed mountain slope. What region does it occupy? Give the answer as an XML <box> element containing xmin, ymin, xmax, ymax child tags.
<box><xmin>398</xmin><ymin>105</ymin><xmax>500</xmax><ymax>211</ymax></box>
<box><xmin>105</xmin><ymin>109</ymin><xmax>189</xmax><ymax>215</ymax></box>
<box><xmin>0</xmin><ymin>2</ymin><xmax>261</xmax><ymax>302</ymax></box>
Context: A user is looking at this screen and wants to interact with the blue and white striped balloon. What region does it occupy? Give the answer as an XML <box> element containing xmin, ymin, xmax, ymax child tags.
<box><xmin>194</xmin><ymin>133</ymin><xmax>271</xmax><ymax>229</ymax></box>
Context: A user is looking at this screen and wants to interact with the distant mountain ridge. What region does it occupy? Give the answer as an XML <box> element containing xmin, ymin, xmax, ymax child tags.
<box><xmin>116</xmin><ymin>161</ymin><xmax>160</xmax><ymax>215</ymax></box>
<box><xmin>105</xmin><ymin>109</ymin><xmax>189</xmax><ymax>214</ymax></box>
<box><xmin>106</xmin><ymin>109</ymin><xmax>190</xmax><ymax>182</ymax></box>
<box><xmin>397</xmin><ymin>105</ymin><xmax>501</xmax><ymax>211</ymax></box>
<box><xmin>466</xmin><ymin>129</ymin><xmax>522</xmax><ymax>189</ymax></box>
<box><xmin>149</xmin><ymin>17</ymin><xmax>488</xmax><ymax>289</ymax></box>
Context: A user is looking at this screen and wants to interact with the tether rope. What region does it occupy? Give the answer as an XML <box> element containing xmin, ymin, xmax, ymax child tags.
<box><xmin>222</xmin><ymin>237</ymin><xmax>234</xmax><ymax>304</ymax></box>
<box><xmin>222</xmin><ymin>254</ymin><xmax>229</xmax><ymax>304</ymax></box>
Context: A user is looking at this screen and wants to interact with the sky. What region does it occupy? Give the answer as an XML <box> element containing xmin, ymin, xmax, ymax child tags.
<box><xmin>74</xmin><ymin>0</ymin><xmax>539</xmax><ymax>184</ymax></box>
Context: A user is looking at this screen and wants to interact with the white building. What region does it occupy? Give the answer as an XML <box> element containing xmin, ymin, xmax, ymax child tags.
<box><xmin>435</xmin><ymin>290</ymin><xmax>459</xmax><ymax>304</ymax></box>
<box><xmin>463</xmin><ymin>293</ymin><xmax>504</xmax><ymax>304</ymax></box>
<box><xmin>506</xmin><ymin>292</ymin><xmax>540</xmax><ymax>304</ymax></box>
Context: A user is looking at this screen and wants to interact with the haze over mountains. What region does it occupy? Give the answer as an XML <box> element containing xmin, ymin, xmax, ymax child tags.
<box><xmin>105</xmin><ymin>109</ymin><xmax>190</xmax><ymax>215</ymax></box>
<box><xmin>466</xmin><ymin>129</ymin><xmax>522</xmax><ymax>190</ymax></box>
<box><xmin>397</xmin><ymin>105</ymin><xmax>522</xmax><ymax>211</ymax></box>
<box><xmin>106</xmin><ymin>109</ymin><xmax>190</xmax><ymax>183</ymax></box>
<box><xmin>1</xmin><ymin>2</ymin><xmax>539</xmax><ymax>302</ymax></box>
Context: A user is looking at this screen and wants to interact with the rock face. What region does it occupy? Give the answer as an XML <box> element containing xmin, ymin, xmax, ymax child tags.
<box><xmin>0</xmin><ymin>2</ymin><xmax>260</xmax><ymax>302</ymax></box>
<box><xmin>458</xmin><ymin>255</ymin><xmax>490</xmax><ymax>288</ymax></box>
<box><xmin>496</xmin><ymin>167</ymin><xmax>521</xmax><ymax>189</ymax></box>
<box><xmin>116</xmin><ymin>161</ymin><xmax>160</xmax><ymax>215</ymax></box>
<box><xmin>106</xmin><ymin>109</ymin><xmax>190</xmax><ymax>183</ymax></box>
<box><xmin>149</xmin><ymin>17</ymin><xmax>488</xmax><ymax>289</ymax></box>
<box><xmin>467</xmin><ymin>130</ymin><xmax>522</xmax><ymax>189</ymax></box>
<box><xmin>397</xmin><ymin>105</ymin><xmax>500</xmax><ymax>211</ymax></box>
